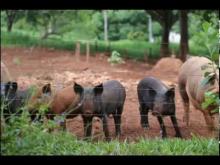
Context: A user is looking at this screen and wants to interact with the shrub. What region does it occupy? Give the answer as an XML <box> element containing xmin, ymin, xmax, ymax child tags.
<box><xmin>108</xmin><ymin>51</ymin><xmax>125</xmax><ymax>65</ymax></box>
<box><xmin>127</xmin><ymin>31</ymin><xmax>146</xmax><ymax>41</ymax></box>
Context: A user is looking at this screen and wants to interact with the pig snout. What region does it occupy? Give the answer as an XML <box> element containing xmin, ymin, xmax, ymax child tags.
<box><xmin>152</xmin><ymin>111</ymin><xmax>161</xmax><ymax>116</ymax></box>
<box><xmin>152</xmin><ymin>104</ymin><xmax>163</xmax><ymax>116</ymax></box>
<box><xmin>83</xmin><ymin>110</ymin><xmax>93</xmax><ymax>116</ymax></box>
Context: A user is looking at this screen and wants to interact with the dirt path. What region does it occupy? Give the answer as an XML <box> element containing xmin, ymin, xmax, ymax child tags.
<box><xmin>1</xmin><ymin>47</ymin><xmax>213</xmax><ymax>141</ymax></box>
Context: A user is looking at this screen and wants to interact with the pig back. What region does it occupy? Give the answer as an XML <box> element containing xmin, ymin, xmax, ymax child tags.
<box><xmin>178</xmin><ymin>57</ymin><xmax>219</xmax><ymax>109</ymax></box>
<box><xmin>102</xmin><ymin>80</ymin><xmax>126</xmax><ymax>108</ymax></box>
<box><xmin>138</xmin><ymin>77</ymin><xmax>168</xmax><ymax>95</ymax></box>
<box><xmin>137</xmin><ymin>77</ymin><xmax>169</xmax><ymax>107</ymax></box>
<box><xmin>50</xmin><ymin>86</ymin><xmax>80</xmax><ymax>114</ymax></box>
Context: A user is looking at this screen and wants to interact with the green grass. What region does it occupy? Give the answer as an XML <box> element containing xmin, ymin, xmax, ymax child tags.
<box><xmin>1</xmin><ymin>28</ymin><xmax>209</xmax><ymax>61</ymax></box>
<box><xmin>1</xmin><ymin>30</ymin><xmax>75</xmax><ymax>51</ymax></box>
<box><xmin>1</xmin><ymin>111</ymin><xmax>219</xmax><ymax>155</ymax></box>
<box><xmin>2</xmin><ymin>127</ymin><xmax>219</xmax><ymax>155</ymax></box>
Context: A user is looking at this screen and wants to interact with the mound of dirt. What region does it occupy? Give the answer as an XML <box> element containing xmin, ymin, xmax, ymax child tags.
<box><xmin>151</xmin><ymin>57</ymin><xmax>183</xmax><ymax>75</ymax></box>
<box><xmin>16</xmin><ymin>69</ymin><xmax>111</xmax><ymax>93</ymax></box>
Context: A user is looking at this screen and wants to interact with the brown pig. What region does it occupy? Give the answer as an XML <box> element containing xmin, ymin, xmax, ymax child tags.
<box><xmin>49</xmin><ymin>85</ymin><xmax>81</xmax><ymax>119</ymax></box>
<box><xmin>28</xmin><ymin>84</ymin><xmax>82</xmax><ymax>127</ymax></box>
<box><xmin>178</xmin><ymin>56</ymin><xmax>219</xmax><ymax>134</ymax></box>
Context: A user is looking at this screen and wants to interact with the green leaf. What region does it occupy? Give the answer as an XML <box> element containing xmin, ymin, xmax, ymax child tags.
<box><xmin>204</xmin><ymin>71</ymin><xmax>212</xmax><ymax>78</ymax></box>
<box><xmin>202</xmin><ymin>91</ymin><xmax>219</xmax><ymax>113</ymax></box>
<box><xmin>211</xmin><ymin>109</ymin><xmax>219</xmax><ymax>114</ymax></box>
<box><xmin>202</xmin><ymin>22</ymin><xmax>211</xmax><ymax>33</ymax></box>
<box><xmin>211</xmin><ymin>53</ymin><xmax>219</xmax><ymax>63</ymax></box>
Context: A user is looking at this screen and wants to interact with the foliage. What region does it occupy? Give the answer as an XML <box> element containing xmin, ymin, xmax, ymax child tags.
<box><xmin>1</xmin><ymin>10</ymin><xmax>218</xmax><ymax>60</ymax></box>
<box><xmin>2</xmin><ymin>10</ymin><xmax>26</xmax><ymax>32</ymax></box>
<box><xmin>93</xmin><ymin>10</ymin><xmax>149</xmax><ymax>41</ymax></box>
<box><xmin>2</xmin><ymin>28</ymin><xmax>212</xmax><ymax>61</ymax></box>
<box><xmin>1</xmin><ymin>109</ymin><xmax>219</xmax><ymax>155</ymax></box>
<box><xmin>194</xmin><ymin>22</ymin><xmax>218</xmax><ymax>61</ymax></box>
<box><xmin>127</xmin><ymin>31</ymin><xmax>146</xmax><ymax>41</ymax></box>
<box><xmin>197</xmin><ymin>21</ymin><xmax>219</xmax><ymax>113</ymax></box>
<box><xmin>189</xmin><ymin>12</ymin><xmax>219</xmax><ymax>61</ymax></box>
<box><xmin>202</xmin><ymin>92</ymin><xmax>219</xmax><ymax>114</ymax></box>
<box><xmin>1</xmin><ymin>29</ymin><xmax>173</xmax><ymax>60</ymax></box>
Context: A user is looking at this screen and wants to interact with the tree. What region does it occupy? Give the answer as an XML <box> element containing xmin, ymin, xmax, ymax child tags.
<box><xmin>179</xmin><ymin>10</ymin><xmax>189</xmax><ymax>62</ymax></box>
<box><xmin>146</xmin><ymin>10</ymin><xmax>179</xmax><ymax>57</ymax></box>
<box><xmin>5</xmin><ymin>10</ymin><xmax>18</xmax><ymax>32</ymax></box>
<box><xmin>26</xmin><ymin>10</ymin><xmax>69</xmax><ymax>39</ymax></box>
<box><xmin>103</xmin><ymin>10</ymin><xmax>108</xmax><ymax>41</ymax></box>
<box><xmin>93</xmin><ymin>10</ymin><xmax>148</xmax><ymax>41</ymax></box>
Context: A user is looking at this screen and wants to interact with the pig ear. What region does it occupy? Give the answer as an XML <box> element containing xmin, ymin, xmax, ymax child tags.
<box><xmin>12</xmin><ymin>82</ymin><xmax>18</xmax><ymax>91</ymax></box>
<box><xmin>42</xmin><ymin>83</ymin><xmax>52</xmax><ymax>95</ymax></box>
<box><xmin>74</xmin><ymin>82</ymin><xmax>83</xmax><ymax>94</ymax></box>
<box><xmin>166</xmin><ymin>87</ymin><xmax>175</xmax><ymax>98</ymax></box>
<box><xmin>94</xmin><ymin>83</ymin><xmax>103</xmax><ymax>96</ymax></box>
<box><xmin>5</xmin><ymin>82</ymin><xmax>17</xmax><ymax>94</ymax></box>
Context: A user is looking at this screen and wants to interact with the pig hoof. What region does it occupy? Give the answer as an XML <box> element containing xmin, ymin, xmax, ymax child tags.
<box><xmin>116</xmin><ymin>133</ymin><xmax>121</xmax><ymax>138</ymax></box>
<box><xmin>183</xmin><ymin>117</ymin><xmax>189</xmax><ymax>124</ymax></box>
<box><xmin>143</xmin><ymin>127</ymin><xmax>150</xmax><ymax>130</ymax></box>
<box><xmin>161</xmin><ymin>135</ymin><xmax>167</xmax><ymax>139</ymax></box>
<box><xmin>141</xmin><ymin>124</ymin><xmax>150</xmax><ymax>129</ymax></box>
<box><xmin>182</xmin><ymin>116</ymin><xmax>186</xmax><ymax>122</ymax></box>
<box><xmin>185</xmin><ymin>123</ymin><xmax>190</xmax><ymax>128</ymax></box>
<box><xmin>105</xmin><ymin>137</ymin><xmax>111</xmax><ymax>142</ymax></box>
<box><xmin>160</xmin><ymin>131</ymin><xmax>167</xmax><ymax>138</ymax></box>
<box><xmin>175</xmin><ymin>134</ymin><xmax>182</xmax><ymax>138</ymax></box>
<box><xmin>83</xmin><ymin>137</ymin><xmax>92</xmax><ymax>141</ymax></box>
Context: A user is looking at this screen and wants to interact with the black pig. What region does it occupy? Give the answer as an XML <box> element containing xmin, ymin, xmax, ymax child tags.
<box><xmin>1</xmin><ymin>81</ymin><xmax>51</xmax><ymax>122</ymax></box>
<box><xmin>137</xmin><ymin>76</ymin><xmax>182</xmax><ymax>138</ymax></box>
<box><xmin>1</xmin><ymin>81</ymin><xmax>24</xmax><ymax>122</ymax></box>
<box><xmin>73</xmin><ymin>80</ymin><xmax>126</xmax><ymax>140</ymax></box>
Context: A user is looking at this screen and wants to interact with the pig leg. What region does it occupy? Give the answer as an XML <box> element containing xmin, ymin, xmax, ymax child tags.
<box><xmin>102</xmin><ymin>114</ymin><xmax>110</xmax><ymax>141</ymax></box>
<box><xmin>202</xmin><ymin>111</ymin><xmax>216</xmax><ymax>136</ymax></box>
<box><xmin>170</xmin><ymin>115</ymin><xmax>182</xmax><ymax>138</ymax></box>
<box><xmin>113</xmin><ymin>114</ymin><xmax>121</xmax><ymax>137</ymax></box>
<box><xmin>139</xmin><ymin>104</ymin><xmax>150</xmax><ymax>128</ymax></box>
<box><xmin>179</xmin><ymin>85</ymin><xmax>190</xmax><ymax>126</ymax></box>
<box><xmin>83</xmin><ymin>116</ymin><xmax>93</xmax><ymax>139</ymax></box>
<box><xmin>113</xmin><ymin>106</ymin><xmax>123</xmax><ymax>137</ymax></box>
<box><xmin>157</xmin><ymin>116</ymin><xmax>167</xmax><ymax>138</ymax></box>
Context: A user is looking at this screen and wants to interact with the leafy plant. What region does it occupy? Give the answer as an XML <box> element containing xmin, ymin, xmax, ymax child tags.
<box><xmin>192</xmin><ymin>21</ymin><xmax>218</xmax><ymax>63</ymax></box>
<box><xmin>108</xmin><ymin>51</ymin><xmax>125</xmax><ymax>65</ymax></box>
<box><xmin>198</xmin><ymin>21</ymin><xmax>219</xmax><ymax>113</ymax></box>
<box><xmin>12</xmin><ymin>57</ymin><xmax>21</xmax><ymax>65</ymax></box>
<box><xmin>202</xmin><ymin>92</ymin><xmax>219</xmax><ymax>114</ymax></box>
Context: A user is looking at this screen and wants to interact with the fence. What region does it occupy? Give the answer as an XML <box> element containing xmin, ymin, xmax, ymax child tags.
<box><xmin>72</xmin><ymin>40</ymin><xmax>164</xmax><ymax>61</ymax></box>
<box><xmin>1</xmin><ymin>47</ymin><xmax>219</xmax><ymax>138</ymax></box>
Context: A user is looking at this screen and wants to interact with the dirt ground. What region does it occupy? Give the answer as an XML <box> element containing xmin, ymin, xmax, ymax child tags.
<box><xmin>1</xmin><ymin>47</ymin><xmax>215</xmax><ymax>141</ymax></box>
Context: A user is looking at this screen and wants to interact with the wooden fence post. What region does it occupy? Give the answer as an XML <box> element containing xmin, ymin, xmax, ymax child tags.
<box><xmin>86</xmin><ymin>42</ymin><xmax>90</xmax><ymax>63</ymax></box>
<box><xmin>144</xmin><ymin>50</ymin><xmax>148</xmax><ymax>62</ymax></box>
<box><xmin>75</xmin><ymin>41</ymin><xmax>80</xmax><ymax>62</ymax></box>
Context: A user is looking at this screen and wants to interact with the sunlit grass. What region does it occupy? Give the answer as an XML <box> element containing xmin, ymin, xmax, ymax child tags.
<box><xmin>1</xmin><ymin>110</ymin><xmax>219</xmax><ymax>155</ymax></box>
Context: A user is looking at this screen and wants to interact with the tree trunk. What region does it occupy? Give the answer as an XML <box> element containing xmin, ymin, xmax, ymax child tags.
<box><xmin>148</xmin><ymin>15</ymin><xmax>154</xmax><ymax>43</ymax></box>
<box><xmin>180</xmin><ymin>10</ymin><xmax>189</xmax><ymax>62</ymax></box>
<box><xmin>7</xmin><ymin>21</ymin><xmax>13</xmax><ymax>32</ymax></box>
<box><xmin>103</xmin><ymin>10</ymin><xmax>108</xmax><ymax>42</ymax></box>
<box><xmin>6</xmin><ymin>10</ymin><xmax>17</xmax><ymax>32</ymax></box>
<box><xmin>160</xmin><ymin>20</ymin><xmax>170</xmax><ymax>57</ymax></box>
